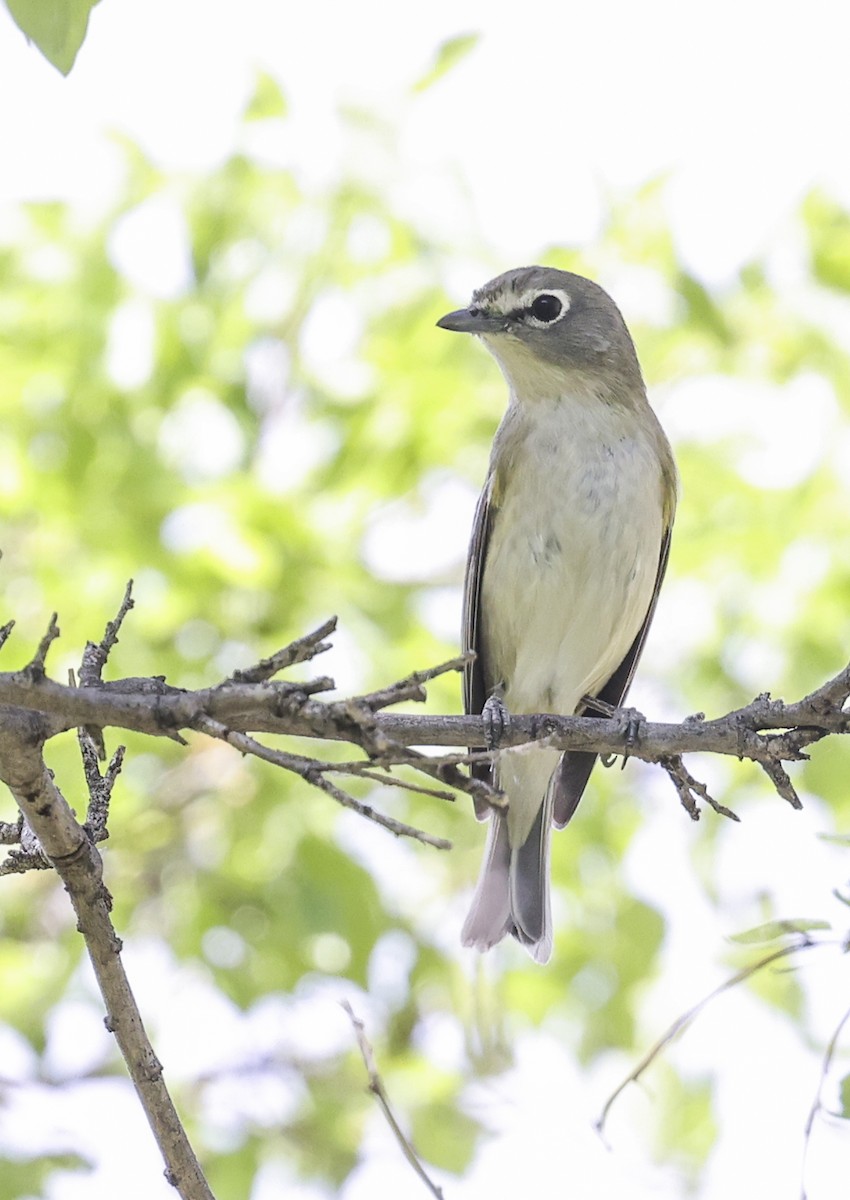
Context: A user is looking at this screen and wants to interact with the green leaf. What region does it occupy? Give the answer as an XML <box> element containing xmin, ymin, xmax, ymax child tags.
<box><xmin>413</xmin><ymin>33</ymin><xmax>479</xmax><ymax>93</ymax></box>
<box><xmin>840</xmin><ymin>1073</ymin><xmax>850</xmax><ymax>1119</ymax></box>
<box><xmin>4</xmin><ymin>0</ymin><xmax>100</xmax><ymax>75</ymax></box>
<box><xmin>650</xmin><ymin>1068</ymin><xmax>716</xmax><ymax>1171</ymax></box>
<box><xmin>729</xmin><ymin>918</ymin><xmax>831</xmax><ymax>945</ymax></box>
<box><xmin>244</xmin><ymin>69</ymin><xmax>288</xmax><ymax>120</ymax></box>
<box><xmin>677</xmin><ymin>271</ymin><xmax>733</xmax><ymax>343</ymax></box>
<box><xmin>803</xmin><ymin>191</ymin><xmax>850</xmax><ymax>292</ymax></box>
<box><xmin>410</xmin><ymin>1101</ymin><xmax>480</xmax><ymax>1174</ymax></box>
<box><xmin>0</xmin><ymin>1154</ymin><xmax>90</xmax><ymax>1200</ymax></box>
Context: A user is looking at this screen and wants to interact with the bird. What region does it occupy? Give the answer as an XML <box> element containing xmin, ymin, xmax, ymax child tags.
<box><xmin>437</xmin><ymin>266</ymin><xmax>677</xmax><ymax>963</ymax></box>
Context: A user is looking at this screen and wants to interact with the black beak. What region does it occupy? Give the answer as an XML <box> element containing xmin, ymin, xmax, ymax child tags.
<box><xmin>436</xmin><ymin>307</ymin><xmax>505</xmax><ymax>335</ymax></box>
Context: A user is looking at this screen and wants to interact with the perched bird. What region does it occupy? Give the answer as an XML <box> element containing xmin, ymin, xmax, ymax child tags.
<box><xmin>437</xmin><ymin>266</ymin><xmax>677</xmax><ymax>963</ymax></box>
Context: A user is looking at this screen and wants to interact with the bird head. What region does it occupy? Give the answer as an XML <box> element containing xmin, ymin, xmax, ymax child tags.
<box><xmin>437</xmin><ymin>266</ymin><xmax>644</xmax><ymax>401</ymax></box>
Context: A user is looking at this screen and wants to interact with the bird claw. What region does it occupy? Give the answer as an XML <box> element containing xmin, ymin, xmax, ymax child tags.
<box><xmin>482</xmin><ymin>692</ymin><xmax>510</xmax><ymax>750</ymax></box>
<box><xmin>615</xmin><ymin>705</ymin><xmax>645</xmax><ymax>766</ymax></box>
<box><xmin>585</xmin><ymin>697</ymin><xmax>644</xmax><ymax>768</ymax></box>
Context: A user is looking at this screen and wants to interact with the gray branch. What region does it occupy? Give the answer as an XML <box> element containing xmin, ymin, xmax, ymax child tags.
<box><xmin>0</xmin><ymin>712</ymin><xmax>214</xmax><ymax>1199</ymax></box>
<box><xmin>1</xmin><ymin>590</ymin><xmax>848</xmax><ymax>1197</ymax></box>
<box><xmin>0</xmin><ymin>645</ymin><xmax>847</xmax><ymax>819</ymax></box>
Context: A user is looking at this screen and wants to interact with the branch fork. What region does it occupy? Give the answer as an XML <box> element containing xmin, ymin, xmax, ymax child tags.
<box><xmin>2</xmin><ymin>587</ymin><xmax>850</xmax><ymax>1196</ymax></box>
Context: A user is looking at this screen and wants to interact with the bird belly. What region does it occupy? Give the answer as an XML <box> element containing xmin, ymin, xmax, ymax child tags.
<box><xmin>480</xmin><ymin>424</ymin><xmax>664</xmax><ymax>721</ymax></box>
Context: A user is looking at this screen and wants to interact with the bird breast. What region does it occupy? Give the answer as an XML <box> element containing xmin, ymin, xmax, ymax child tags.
<box><xmin>480</xmin><ymin>393</ymin><xmax>665</xmax><ymax>718</ymax></box>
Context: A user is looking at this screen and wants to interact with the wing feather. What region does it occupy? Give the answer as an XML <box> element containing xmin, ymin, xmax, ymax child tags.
<box><xmin>551</xmin><ymin>523</ymin><xmax>674</xmax><ymax>828</ymax></box>
<box><xmin>462</xmin><ymin>480</ymin><xmax>496</xmax><ymax>808</ymax></box>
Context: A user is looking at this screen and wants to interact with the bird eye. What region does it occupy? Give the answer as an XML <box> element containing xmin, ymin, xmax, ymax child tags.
<box><xmin>529</xmin><ymin>294</ymin><xmax>563</xmax><ymax>323</ymax></box>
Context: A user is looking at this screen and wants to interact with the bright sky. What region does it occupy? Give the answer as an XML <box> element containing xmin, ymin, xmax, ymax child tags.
<box><xmin>2</xmin><ymin>2</ymin><xmax>850</xmax><ymax>1198</ymax></box>
<box><xmin>3</xmin><ymin>0</ymin><xmax>850</xmax><ymax>280</ymax></box>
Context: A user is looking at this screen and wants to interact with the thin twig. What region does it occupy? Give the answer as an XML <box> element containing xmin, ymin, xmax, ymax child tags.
<box><xmin>356</xmin><ymin>653</ymin><xmax>471</xmax><ymax>711</ymax></box>
<box><xmin>76</xmin><ymin>581</ymin><xmax>136</xmax><ymax>759</ymax></box>
<box><xmin>800</xmin><ymin>1000</ymin><xmax>850</xmax><ymax>1199</ymax></box>
<box><xmin>0</xmin><ymin>847</ymin><xmax>52</xmax><ymax>875</ymax></box>
<box><xmin>759</xmin><ymin>758</ymin><xmax>804</xmax><ymax>810</ymax></box>
<box><xmin>660</xmin><ymin>755</ymin><xmax>740</xmax><ymax>822</ymax></box>
<box><xmin>0</xmin><ymin>817</ymin><xmax>21</xmax><ymax>845</ymax></box>
<box><xmin>1</xmin><ymin>813</ymin><xmax>51</xmax><ymax>874</ymax></box>
<box><xmin>79</xmin><ymin>579</ymin><xmax>135</xmax><ymax>687</ymax></box>
<box><xmin>342</xmin><ymin>1001</ymin><xmax>445</xmax><ymax>1200</ymax></box>
<box><xmin>595</xmin><ymin>937</ymin><xmax>830</xmax><ymax>1140</ymax></box>
<box><xmin>226</xmin><ymin>616</ymin><xmax>338</xmax><ymax>683</ymax></box>
<box><xmin>323</xmin><ymin>763</ymin><xmax>457</xmax><ymax>804</ymax></box>
<box><xmin>193</xmin><ymin>715</ymin><xmax>452</xmax><ymax>849</ymax></box>
<box><xmin>27</xmin><ymin>613</ymin><xmax>60</xmax><ymax>678</ymax></box>
<box><xmin>371</xmin><ymin>745</ymin><xmax>504</xmax><ymax>815</ymax></box>
<box><xmin>79</xmin><ymin>729</ymin><xmax>124</xmax><ymax>845</ymax></box>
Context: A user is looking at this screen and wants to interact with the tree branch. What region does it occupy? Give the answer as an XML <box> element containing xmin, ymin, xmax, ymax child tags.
<box><xmin>0</xmin><ymin>610</ymin><xmax>848</xmax><ymax>826</ymax></box>
<box><xmin>0</xmin><ymin>716</ymin><xmax>215</xmax><ymax>1199</ymax></box>
<box><xmin>193</xmin><ymin>712</ymin><xmax>453</xmax><ymax>849</ymax></box>
<box><xmin>342</xmin><ymin>1001</ymin><xmax>445</xmax><ymax>1199</ymax></box>
<box><xmin>800</xmin><ymin>995</ymin><xmax>850</xmax><ymax>1199</ymax></box>
<box><xmin>2</xmin><ymin>596</ymin><xmax>849</xmax><ymax>1195</ymax></box>
<box><xmin>0</xmin><ymin>592</ymin><xmax>216</xmax><ymax>1199</ymax></box>
<box><xmin>595</xmin><ymin>934</ymin><xmax>833</xmax><ymax>1143</ymax></box>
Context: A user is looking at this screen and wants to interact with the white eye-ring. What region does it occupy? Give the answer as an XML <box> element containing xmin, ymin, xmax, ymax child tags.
<box><xmin>523</xmin><ymin>288</ymin><xmax>572</xmax><ymax>327</ymax></box>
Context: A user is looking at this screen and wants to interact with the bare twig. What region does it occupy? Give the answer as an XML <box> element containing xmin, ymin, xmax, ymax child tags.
<box><xmin>342</xmin><ymin>1001</ymin><xmax>445</xmax><ymax>1200</ymax></box>
<box><xmin>0</xmin><ymin>817</ymin><xmax>21</xmax><ymax>845</ymax></box>
<box><xmin>79</xmin><ymin>728</ymin><xmax>124</xmax><ymax>845</ymax></box>
<box><xmin>356</xmin><ymin>653</ymin><xmax>471</xmax><ymax>711</ymax></box>
<box><xmin>77</xmin><ymin>580</ymin><xmax>137</xmax><ymax>760</ymax></box>
<box><xmin>79</xmin><ymin>579</ymin><xmax>135</xmax><ymax>687</ymax></box>
<box><xmin>0</xmin><ymin>812</ymin><xmax>51</xmax><ymax>874</ymax></box>
<box><xmin>800</xmin><ymin>1000</ymin><xmax>850</xmax><ymax>1199</ymax></box>
<box><xmin>27</xmin><ymin>613</ymin><xmax>60</xmax><ymax>679</ymax></box>
<box><xmin>660</xmin><ymin>755</ymin><xmax>740</xmax><ymax>821</ymax></box>
<box><xmin>324</xmin><ymin>763</ymin><xmax>457</xmax><ymax>804</ymax></box>
<box><xmin>595</xmin><ymin>936</ymin><xmax>831</xmax><ymax>1140</ymax></box>
<box><xmin>193</xmin><ymin>714</ymin><xmax>452</xmax><ymax>850</ymax></box>
<box><xmin>226</xmin><ymin>616</ymin><xmax>338</xmax><ymax>683</ymax></box>
<box><xmin>759</xmin><ymin>758</ymin><xmax>804</xmax><ymax>810</ymax></box>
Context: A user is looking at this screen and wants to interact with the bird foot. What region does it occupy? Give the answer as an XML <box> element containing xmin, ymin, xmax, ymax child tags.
<box><xmin>582</xmin><ymin>695</ymin><xmax>645</xmax><ymax>767</ymax></box>
<box><xmin>482</xmin><ymin>692</ymin><xmax>510</xmax><ymax>750</ymax></box>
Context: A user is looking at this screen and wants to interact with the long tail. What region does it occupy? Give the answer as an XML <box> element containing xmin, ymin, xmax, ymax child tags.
<box><xmin>461</xmin><ymin>762</ymin><xmax>554</xmax><ymax>964</ymax></box>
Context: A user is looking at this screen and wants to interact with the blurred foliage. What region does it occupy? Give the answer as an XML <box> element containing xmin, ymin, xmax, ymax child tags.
<box><xmin>1</xmin><ymin>67</ymin><xmax>850</xmax><ymax>1199</ymax></box>
<box><xmin>0</xmin><ymin>1153</ymin><xmax>90</xmax><ymax>1199</ymax></box>
<box><xmin>413</xmin><ymin>32</ymin><xmax>480</xmax><ymax>93</ymax></box>
<box><xmin>3</xmin><ymin>0</ymin><xmax>100</xmax><ymax>74</ymax></box>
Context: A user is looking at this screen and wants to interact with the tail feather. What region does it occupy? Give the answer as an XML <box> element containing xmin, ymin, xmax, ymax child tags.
<box><xmin>551</xmin><ymin>750</ymin><xmax>593</xmax><ymax>828</ymax></box>
<box><xmin>462</xmin><ymin>777</ymin><xmax>553</xmax><ymax>964</ymax></box>
<box><xmin>510</xmin><ymin>795</ymin><xmax>552</xmax><ymax>963</ymax></box>
<box><xmin>461</xmin><ymin>811</ymin><xmax>512</xmax><ymax>951</ymax></box>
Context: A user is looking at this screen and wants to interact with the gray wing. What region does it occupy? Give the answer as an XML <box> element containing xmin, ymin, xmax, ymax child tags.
<box><xmin>551</xmin><ymin>524</ymin><xmax>674</xmax><ymax>828</ymax></box>
<box><xmin>462</xmin><ymin>479</ymin><xmax>496</xmax><ymax>809</ymax></box>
